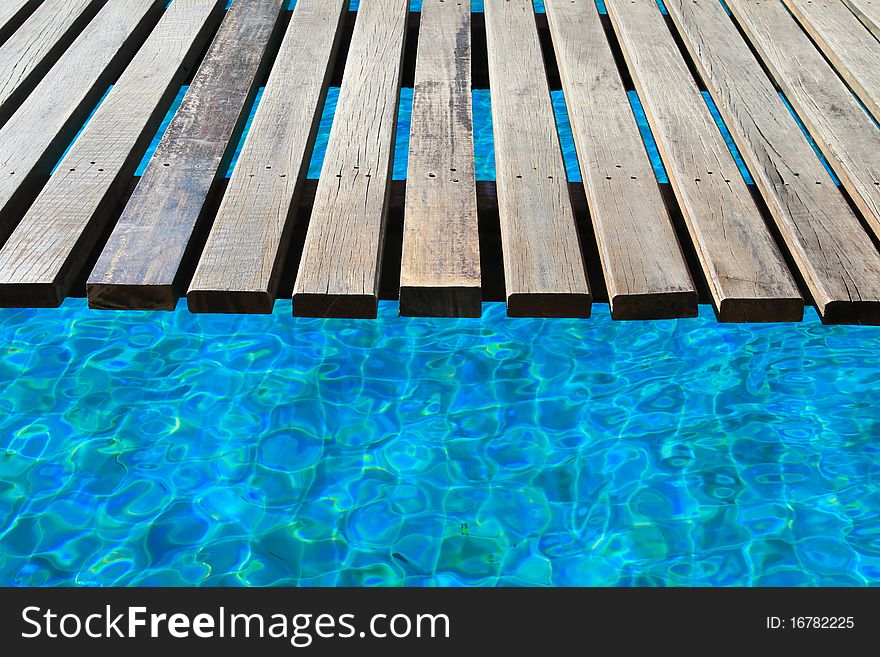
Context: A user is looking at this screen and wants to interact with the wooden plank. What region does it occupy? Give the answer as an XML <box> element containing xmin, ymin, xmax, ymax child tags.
<box><xmin>841</xmin><ymin>0</ymin><xmax>880</xmax><ymax>41</ymax></box>
<box><xmin>728</xmin><ymin>0</ymin><xmax>880</xmax><ymax>242</ymax></box>
<box><xmin>86</xmin><ymin>0</ymin><xmax>285</xmax><ymax>311</ymax></box>
<box><xmin>484</xmin><ymin>0</ymin><xmax>590</xmax><ymax>318</ymax></box>
<box><xmin>605</xmin><ymin>0</ymin><xmax>802</xmax><ymax>322</ymax></box>
<box><xmin>0</xmin><ymin>0</ymin><xmax>39</xmax><ymax>44</ymax></box>
<box><xmin>290</xmin><ymin>0</ymin><xmax>408</xmax><ymax>318</ymax></box>
<box><xmin>0</xmin><ymin>0</ymin><xmax>224</xmax><ymax>308</ymax></box>
<box><xmin>545</xmin><ymin>0</ymin><xmax>696</xmax><ymax>320</ymax></box>
<box><xmin>0</xmin><ymin>0</ymin><xmax>103</xmax><ymax>126</ymax></box>
<box><xmin>666</xmin><ymin>0</ymin><xmax>880</xmax><ymax>325</ymax></box>
<box><xmin>0</xmin><ymin>0</ymin><xmax>164</xmax><ymax>241</ymax></box>
<box><xmin>187</xmin><ymin>0</ymin><xmax>347</xmax><ymax>314</ymax></box>
<box><xmin>784</xmin><ymin>0</ymin><xmax>880</xmax><ymax>122</ymax></box>
<box><xmin>399</xmin><ymin>0</ymin><xmax>481</xmax><ymax>318</ymax></box>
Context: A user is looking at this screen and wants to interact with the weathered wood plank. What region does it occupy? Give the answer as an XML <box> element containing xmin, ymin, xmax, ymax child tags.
<box><xmin>0</xmin><ymin>0</ymin><xmax>224</xmax><ymax>307</ymax></box>
<box><xmin>188</xmin><ymin>0</ymin><xmax>347</xmax><ymax>314</ymax></box>
<box><xmin>784</xmin><ymin>0</ymin><xmax>880</xmax><ymax>122</ymax></box>
<box><xmin>841</xmin><ymin>0</ymin><xmax>880</xmax><ymax>41</ymax></box>
<box><xmin>0</xmin><ymin>0</ymin><xmax>39</xmax><ymax>45</ymax></box>
<box><xmin>484</xmin><ymin>0</ymin><xmax>590</xmax><ymax>318</ymax></box>
<box><xmin>87</xmin><ymin>0</ymin><xmax>285</xmax><ymax>311</ymax></box>
<box><xmin>399</xmin><ymin>0</ymin><xmax>481</xmax><ymax>317</ymax></box>
<box><xmin>728</xmin><ymin>0</ymin><xmax>880</xmax><ymax>243</ymax></box>
<box><xmin>545</xmin><ymin>0</ymin><xmax>696</xmax><ymax>320</ymax></box>
<box><xmin>0</xmin><ymin>0</ymin><xmax>164</xmax><ymax>240</ymax></box>
<box><xmin>666</xmin><ymin>0</ymin><xmax>880</xmax><ymax>325</ymax></box>
<box><xmin>0</xmin><ymin>0</ymin><xmax>103</xmax><ymax>126</ymax></box>
<box><xmin>606</xmin><ymin>0</ymin><xmax>802</xmax><ymax>322</ymax></box>
<box><xmin>290</xmin><ymin>0</ymin><xmax>408</xmax><ymax>318</ymax></box>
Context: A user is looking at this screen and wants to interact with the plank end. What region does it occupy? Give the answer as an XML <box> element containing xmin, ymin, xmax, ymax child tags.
<box><xmin>610</xmin><ymin>290</ymin><xmax>699</xmax><ymax>320</ymax></box>
<box><xmin>293</xmin><ymin>293</ymin><xmax>378</xmax><ymax>319</ymax></box>
<box><xmin>399</xmin><ymin>285</ymin><xmax>482</xmax><ymax>318</ymax></box>
<box><xmin>507</xmin><ymin>293</ymin><xmax>592</xmax><ymax>319</ymax></box>
<box><xmin>87</xmin><ymin>283</ymin><xmax>177</xmax><ymax>311</ymax></box>
<box><xmin>0</xmin><ymin>281</ymin><xmax>63</xmax><ymax>308</ymax></box>
<box><xmin>717</xmin><ymin>297</ymin><xmax>804</xmax><ymax>323</ymax></box>
<box><xmin>187</xmin><ymin>289</ymin><xmax>274</xmax><ymax>314</ymax></box>
<box><xmin>820</xmin><ymin>299</ymin><xmax>880</xmax><ymax>326</ymax></box>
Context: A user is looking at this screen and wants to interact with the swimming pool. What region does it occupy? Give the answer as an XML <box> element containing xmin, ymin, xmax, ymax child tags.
<box><xmin>3</xmin><ymin>0</ymin><xmax>880</xmax><ymax>588</ymax></box>
<box><xmin>1</xmin><ymin>303</ymin><xmax>878</xmax><ymax>586</ymax></box>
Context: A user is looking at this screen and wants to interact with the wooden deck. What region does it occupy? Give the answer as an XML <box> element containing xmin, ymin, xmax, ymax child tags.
<box><xmin>0</xmin><ymin>0</ymin><xmax>877</xmax><ymax>323</ymax></box>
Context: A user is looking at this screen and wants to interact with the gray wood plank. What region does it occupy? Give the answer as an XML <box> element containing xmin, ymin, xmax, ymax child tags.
<box><xmin>291</xmin><ymin>0</ymin><xmax>408</xmax><ymax>318</ymax></box>
<box><xmin>0</xmin><ymin>0</ymin><xmax>103</xmax><ymax>126</ymax></box>
<box><xmin>87</xmin><ymin>0</ymin><xmax>285</xmax><ymax>311</ymax></box>
<box><xmin>188</xmin><ymin>0</ymin><xmax>347</xmax><ymax>314</ymax></box>
<box><xmin>0</xmin><ymin>0</ymin><xmax>224</xmax><ymax>307</ymax></box>
<box><xmin>484</xmin><ymin>0</ymin><xmax>590</xmax><ymax>318</ymax></box>
<box><xmin>842</xmin><ymin>0</ymin><xmax>880</xmax><ymax>40</ymax></box>
<box><xmin>545</xmin><ymin>0</ymin><xmax>696</xmax><ymax>320</ymax></box>
<box><xmin>785</xmin><ymin>0</ymin><xmax>880</xmax><ymax>122</ymax></box>
<box><xmin>399</xmin><ymin>0</ymin><xmax>481</xmax><ymax>318</ymax></box>
<box><xmin>606</xmin><ymin>0</ymin><xmax>802</xmax><ymax>322</ymax></box>
<box><xmin>728</xmin><ymin>0</ymin><xmax>880</xmax><ymax>242</ymax></box>
<box><xmin>0</xmin><ymin>0</ymin><xmax>165</xmax><ymax>241</ymax></box>
<box><xmin>667</xmin><ymin>0</ymin><xmax>880</xmax><ymax>325</ymax></box>
<box><xmin>0</xmin><ymin>0</ymin><xmax>40</xmax><ymax>44</ymax></box>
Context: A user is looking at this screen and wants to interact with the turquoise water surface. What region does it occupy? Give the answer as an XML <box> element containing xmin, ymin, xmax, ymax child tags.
<box><xmin>4</xmin><ymin>0</ymin><xmax>880</xmax><ymax>588</ymax></box>
<box><xmin>1</xmin><ymin>303</ymin><xmax>879</xmax><ymax>586</ymax></box>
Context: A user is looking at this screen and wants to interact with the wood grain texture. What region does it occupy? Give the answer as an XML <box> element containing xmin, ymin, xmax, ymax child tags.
<box><xmin>484</xmin><ymin>0</ymin><xmax>590</xmax><ymax>318</ymax></box>
<box><xmin>0</xmin><ymin>0</ymin><xmax>103</xmax><ymax>126</ymax></box>
<box><xmin>87</xmin><ymin>0</ymin><xmax>285</xmax><ymax>311</ymax></box>
<box><xmin>399</xmin><ymin>0</ymin><xmax>481</xmax><ymax>317</ymax></box>
<box><xmin>0</xmin><ymin>0</ymin><xmax>224</xmax><ymax>307</ymax></box>
<box><xmin>0</xmin><ymin>0</ymin><xmax>39</xmax><ymax>44</ymax></box>
<box><xmin>545</xmin><ymin>0</ymin><xmax>696</xmax><ymax>320</ymax></box>
<box><xmin>727</xmin><ymin>0</ymin><xmax>880</xmax><ymax>243</ymax></box>
<box><xmin>841</xmin><ymin>0</ymin><xmax>880</xmax><ymax>41</ymax></box>
<box><xmin>606</xmin><ymin>0</ymin><xmax>802</xmax><ymax>322</ymax></box>
<box><xmin>784</xmin><ymin>0</ymin><xmax>880</xmax><ymax>122</ymax></box>
<box><xmin>667</xmin><ymin>0</ymin><xmax>880</xmax><ymax>325</ymax></box>
<box><xmin>0</xmin><ymin>0</ymin><xmax>164</xmax><ymax>240</ymax></box>
<box><xmin>188</xmin><ymin>0</ymin><xmax>347</xmax><ymax>314</ymax></box>
<box><xmin>291</xmin><ymin>0</ymin><xmax>408</xmax><ymax>318</ymax></box>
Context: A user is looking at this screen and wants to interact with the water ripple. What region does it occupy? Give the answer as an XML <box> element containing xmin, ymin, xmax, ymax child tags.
<box><xmin>0</xmin><ymin>301</ymin><xmax>878</xmax><ymax>586</ymax></box>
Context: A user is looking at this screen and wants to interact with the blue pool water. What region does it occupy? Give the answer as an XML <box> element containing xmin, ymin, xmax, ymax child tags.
<box><xmin>1</xmin><ymin>303</ymin><xmax>879</xmax><ymax>586</ymax></box>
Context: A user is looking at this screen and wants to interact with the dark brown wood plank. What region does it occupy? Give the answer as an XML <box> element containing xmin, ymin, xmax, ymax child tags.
<box><xmin>0</xmin><ymin>0</ymin><xmax>224</xmax><ymax>307</ymax></box>
<box><xmin>0</xmin><ymin>0</ymin><xmax>165</xmax><ymax>241</ymax></box>
<box><xmin>484</xmin><ymin>0</ymin><xmax>591</xmax><ymax>318</ymax></box>
<box><xmin>291</xmin><ymin>0</ymin><xmax>409</xmax><ymax>318</ymax></box>
<box><xmin>86</xmin><ymin>0</ymin><xmax>286</xmax><ymax>311</ymax></box>
<box><xmin>606</xmin><ymin>0</ymin><xmax>802</xmax><ymax>322</ymax></box>
<box><xmin>399</xmin><ymin>0</ymin><xmax>481</xmax><ymax>317</ymax></box>
<box><xmin>188</xmin><ymin>0</ymin><xmax>348</xmax><ymax>314</ymax></box>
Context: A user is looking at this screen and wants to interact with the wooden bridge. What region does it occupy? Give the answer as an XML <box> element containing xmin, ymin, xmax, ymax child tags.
<box><xmin>0</xmin><ymin>0</ymin><xmax>878</xmax><ymax>323</ymax></box>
